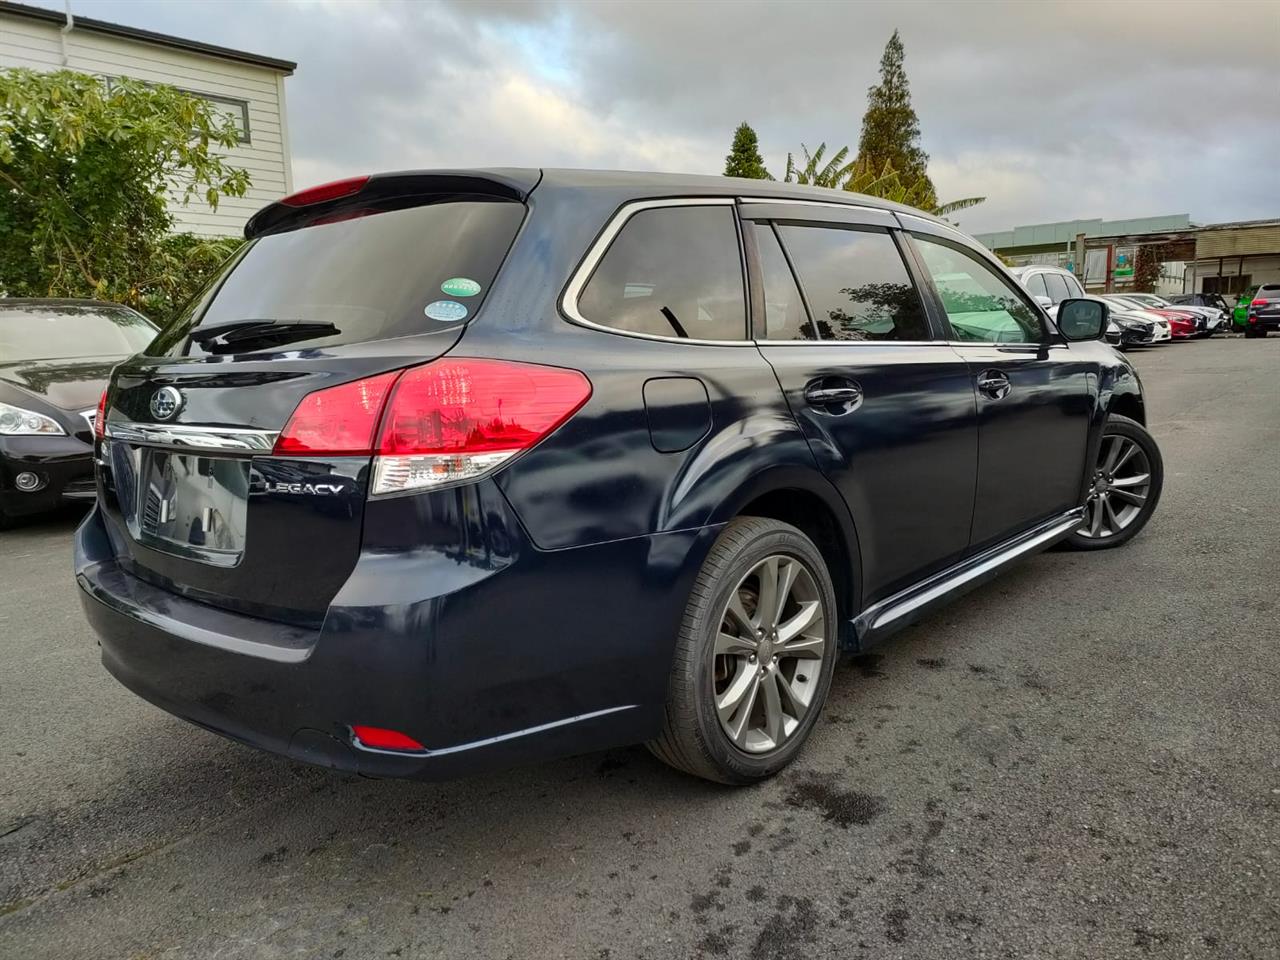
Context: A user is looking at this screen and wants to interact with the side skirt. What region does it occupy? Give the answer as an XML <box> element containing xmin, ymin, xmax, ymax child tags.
<box><xmin>847</xmin><ymin>508</ymin><xmax>1085</xmax><ymax>651</ymax></box>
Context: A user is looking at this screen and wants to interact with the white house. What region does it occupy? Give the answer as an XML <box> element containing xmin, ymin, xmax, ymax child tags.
<box><xmin>0</xmin><ymin>0</ymin><xmax>295</xmax><ymax>237</ymax></box>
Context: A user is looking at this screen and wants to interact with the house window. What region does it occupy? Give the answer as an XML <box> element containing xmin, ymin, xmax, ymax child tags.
<box><xmin>199</xmin><ymin>93</ymin><xmax>251</xmax><ymax>144</ymax></box>
<box><xmin>102</xmin><ymin>77</ymin><xmax>250</xmax><ymax>143</ymax></box>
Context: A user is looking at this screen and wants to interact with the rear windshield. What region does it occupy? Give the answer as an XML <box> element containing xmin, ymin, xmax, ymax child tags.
<box><xmin>149</xmin><ymin>198</ymin><xmax>525</xmax><ymax>356</ymax></box>
<box><xmin>0</xmin><ymin>304</ymin><xmax>157</xmax><ymax>363</ymax></box>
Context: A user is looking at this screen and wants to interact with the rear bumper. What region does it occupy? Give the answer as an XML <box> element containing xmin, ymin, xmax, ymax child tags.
<box><xmin>1248</xmin><ymin>316</ymin><xmax>1280</xmax><ymax>331</ymax></box>
<box><xmin>75</xmin><ymin>503</ymin><xmax>714</xmax><ymax>780</ymax></box>
<box><xmin>1</xmin><ymin>436</ymin><xmax>95</xmax><ymax>518</ymax></box>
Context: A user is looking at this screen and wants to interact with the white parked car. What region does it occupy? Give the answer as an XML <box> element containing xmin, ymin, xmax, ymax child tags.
<box><xmin>1093</xmin><ymin>296</ymin><xmax>1172</xmax><ymax>342</ymax></box>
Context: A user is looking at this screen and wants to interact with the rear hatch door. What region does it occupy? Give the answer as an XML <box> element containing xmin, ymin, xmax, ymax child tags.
<box><xmin>97</xmin><ymin>174</ymin><xmax>531</xmax><ymax>627</ymax></box>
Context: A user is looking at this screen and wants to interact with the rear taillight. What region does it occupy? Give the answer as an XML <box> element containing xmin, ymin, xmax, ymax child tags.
<box><xmin>279</xmin><ymin>175</ymin><xmax>369</xmax><ymax>207</ymax></box>
<box><xmin>95</xmin><ymin>387</ymin><xmax>108</xmax><ymax>439</ymax></box>
<box><xmin>372</xmin><ymin>359</ymin><xmax>591</xmax><ymax>495</ymax></box>
<box><xmin>1251</xmin><ymin>298</ymin><xmax>1267</xmax><ymax>306</ymax></box>
<box><xmin>271</xmin><ymin>360</ymin><xmax>592</xmax><ymax>494</ymax></box>
<box><xmin>273</xmin><ymin>371</ymin><xmax>399</xmax><ymax>456</ymax></box>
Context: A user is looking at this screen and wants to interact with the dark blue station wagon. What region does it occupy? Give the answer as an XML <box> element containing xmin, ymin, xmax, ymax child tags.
<box><xmin>74</xmin><ymin>170</ymin><xmax>1162</xmax><ymax>784</ymax></box>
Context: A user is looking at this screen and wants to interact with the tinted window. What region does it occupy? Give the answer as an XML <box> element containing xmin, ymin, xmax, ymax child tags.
<box><xmin>1023</xmin><ymin>273</ymin><xmax>1049</xmax><ymax>300</ymax></box>
<box><xmin>1043</xmin><ymin>273</ymin><xmax>1071</xmax><ymax>304</ymax></box>
<box><xmin>0</xmin><ymin>305</ymin><xmax>157</xmax><ymax>363</ymax></box>
<box><xmin>913</xmin><ymin>236</ymin><xmax>1044</xmax><ymax>344</ymax></box>
<box><xmin>150</xmin><ymin>199</ymin><xmax>525</xmax><ymax>356</ymax></box>
<box><xmin>578</xmin><ymin>206</ymin><xmax>746</xmax><ymax>341</ymax></box>
<box><xmin>777</xmin><ymin>225</ymin><xmax>928</xmax><ymax>341</ymax></box>
<box><xmin>755</xmin><ymin>224</ymin><xmax>814</xmax><ymax>341</ymax></box>
<box><xmin>1062</xmin><ymin>273</ymin><xmax>1085</xmax><ymax>298</ymax></box>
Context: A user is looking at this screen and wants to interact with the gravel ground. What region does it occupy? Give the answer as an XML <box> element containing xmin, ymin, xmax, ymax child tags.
<box><xmin>1</xmin><ymin>338</ymin><xmax>1278</xmax><ymax>960</ymax></box>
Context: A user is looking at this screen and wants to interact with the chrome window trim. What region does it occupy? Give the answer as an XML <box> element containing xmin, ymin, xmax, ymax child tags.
<box><xmin>559</xmin><ymin>197</ymin><xmax>754</xmax><ymax>346</ymax></box>
<box><xmin>895</xmin><ymin>210</ymin><xmax>971</xmax><ymax>240</ymax></box>
<box><xmin>736</xmin><ymin>196</ymin><xmax>892</xmax><ymax>216</ymax></box>
<box><xmin>105</xmin><ymin>421</ymin><xmax>279</xmax><ymax>452</ymax></box>
<box><xmin>752</xmin><ymin>339</ymin><xmax>945</xmax><ymax>347</ymax></box>
<box><xmin>945</xmin><ymin>341</ymin><xmax>1068</xmax><ymax>349</ymax></box>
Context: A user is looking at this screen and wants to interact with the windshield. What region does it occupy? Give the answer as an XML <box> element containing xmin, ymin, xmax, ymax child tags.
<box><xmin>0</xmin><ymin>304</ymin><xmax>157</xmax><ymax>363</ymax></box>
<box><xmin>148</xmin><ymin>198</ymin><xmax>525</xmax><ymax>357</ymax></box>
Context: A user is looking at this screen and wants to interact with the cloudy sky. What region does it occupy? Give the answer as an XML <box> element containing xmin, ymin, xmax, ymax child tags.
<box><xmin>29</xmin><ymin>0</ymin><xmax>1280</xmax><ymax>232</ymax></box>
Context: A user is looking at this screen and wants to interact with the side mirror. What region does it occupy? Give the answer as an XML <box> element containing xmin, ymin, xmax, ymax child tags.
<box><xmin>1057</xmin><ymin>298</ymin><xmax>1108</xmax><ymax>341</ymax></box>
<box><xmin>1034</xmin><ymin>294</ymin><xmax>1053</xmax><ymax>308</ymax></box>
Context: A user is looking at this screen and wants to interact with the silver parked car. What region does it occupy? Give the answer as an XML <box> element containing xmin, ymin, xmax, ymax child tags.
<box><xmin>1008</xmin><ymin>265</ymin><xmax>1086</xmax><ymax>319</ymax></box>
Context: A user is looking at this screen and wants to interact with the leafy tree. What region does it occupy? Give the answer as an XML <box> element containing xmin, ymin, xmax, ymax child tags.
<box><xmin>0</xmin><ymin>68</ymin><xmax>250</xmax><ymax>315</ymax></box>
<box><xmin>723</xmin><ymin>122</ymin><xmax>772</xmax><ymax>180</ymax></box>
<box><xmin>783</xmin><ymin>143</ymin><xmax>982</xmax><ymax>222</ymax></box>
<box><xmin>1133</xmin><ymin>244</ymin><xmax>1164</xmax><ymax>292</ymax></box>
<box><xmin>855</xmin><ymin>30</ymin><xmax>935</xmax><ymax>208</ymax></box>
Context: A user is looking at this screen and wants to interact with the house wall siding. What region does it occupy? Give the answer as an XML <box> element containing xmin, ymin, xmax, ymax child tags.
<box><xmin>0</xmin><ymin>13</ymin><xmax>292</xmax><ymax>237</ymax></box>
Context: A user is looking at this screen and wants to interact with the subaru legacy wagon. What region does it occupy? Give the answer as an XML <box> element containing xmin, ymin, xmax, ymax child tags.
<box><xmin>75</xmin><ymin>170</ymin><xmax>1163</xmax><ymax>784</ymax></box>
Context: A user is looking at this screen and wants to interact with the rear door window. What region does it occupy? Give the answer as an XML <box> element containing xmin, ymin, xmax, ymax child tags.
<box><xmin>912</xmin><ymin>235</ymin><xmax>1045</xmax><ymax>344</ymax></box>
<box><xmin>755</xmin><ymin>224</ymin><xmax>815</xmax><ymax>341</ymax></box>
<box><xmin>777</xmin><ymin>225</ymin><xmax>929</xmax><ymax>341</ymax></box>
<box><xmin>150</xmin><ymin>199</ymin><xmax>525</xmax><ymax>356</ymax></box>
<box><xmin>576</xmin><ymin>205</ymin><xmax>746</xmax><ymax>341</ymax></box>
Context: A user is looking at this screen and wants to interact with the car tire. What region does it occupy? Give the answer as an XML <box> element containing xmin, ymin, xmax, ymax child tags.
<box><xmin>647</xmin><ymin>516</ymin><xmax>838</xmax><ymax>785</ymax></box>
<box><xmin>1062</xmin><ymin>414</ymin><xmax>1163</xmax><ymax>551</ymax></box>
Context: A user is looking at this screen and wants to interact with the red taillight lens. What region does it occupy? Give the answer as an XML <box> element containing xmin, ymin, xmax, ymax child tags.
<box><xmin>279</xmin><ymin>175</ymin><xmax>369</xmax><ymax>207</ymax></box>
<box><xmin>95</xmin><ymin>387</ymin><xmax>108</xmax><ymax>439</ymax></box>
<box><xmin>273</xmin><ymin>371</ymin><xmax>399</xmax><ymax>456</ymax></box>
<box><xmin>1251</xmin><ymin>299</ymin><xmax>1268</xmax><ymax>306</ymax></box>
<box><xmin>351</xmin><ymin>725</ymin><xmax>425</xmax><ymax>752</ymax></box>
<box><xmin>373</xmin><ymin>359</ymin><xmax>591</xmax><ymax>495</ymax></box>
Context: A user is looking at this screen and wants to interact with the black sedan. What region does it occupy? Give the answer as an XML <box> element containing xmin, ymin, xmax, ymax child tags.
<box><xmin>1</xmin><ymin>299</ymin><xmax>156</xmax><ymax>526</ymax></box>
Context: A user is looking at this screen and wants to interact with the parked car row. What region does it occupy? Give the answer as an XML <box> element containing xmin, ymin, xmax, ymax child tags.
<box><xmin>1007</xmin><ymin>265</ymin><xmax>1255</xmax><ymax>348</ymax></box>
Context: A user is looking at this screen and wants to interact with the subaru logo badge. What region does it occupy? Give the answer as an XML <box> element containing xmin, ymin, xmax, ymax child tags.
<box><xmin>150</xmin><ymin>386</ymin><xmax>183</xmax><ymax>421</ymax></box>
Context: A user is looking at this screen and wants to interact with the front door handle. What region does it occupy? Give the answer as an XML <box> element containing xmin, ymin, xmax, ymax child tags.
<box><xmin>804</xmin><ymin>378</ymin><xmax>863</xmax><ymax>411</ymax></box>
<box><xmin>976</xmin><ymin>370</ymin><xmax>1012</xmax><ymax>400</ymax></box>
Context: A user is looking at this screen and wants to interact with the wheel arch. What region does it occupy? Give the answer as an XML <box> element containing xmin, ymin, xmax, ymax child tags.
<box><xmin>707</xmin><ymin>466</ymin><xmax>862</xmax><ymax>647</ymax></box>
<box><xmin>1107</xmin><ymin>390</ymin><xmax>1145</xmax><ymax>426</ymax></box>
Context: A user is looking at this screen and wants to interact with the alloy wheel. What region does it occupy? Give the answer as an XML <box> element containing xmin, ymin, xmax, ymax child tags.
<box><xmin>1077</xmin><ymin>434</ymin><xmax>1152</xmax><ymax>540</ymax></box>
<box><xmin>712</xmin><ymin>554</ymin><xmax>827</xmax><ymax>754</ymax></box>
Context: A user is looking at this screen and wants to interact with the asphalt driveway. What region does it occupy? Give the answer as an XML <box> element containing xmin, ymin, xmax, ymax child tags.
<box><xmin>2</xmin><ymin>338</ymin><xmax>1278</xmax><ymax>959</ymax></box>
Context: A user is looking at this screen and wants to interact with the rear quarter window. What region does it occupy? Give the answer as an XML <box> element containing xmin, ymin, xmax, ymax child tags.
<box><xmin>149</xmin><ymin>199</ymin><xmax>525</xmax><ymax>356</ymax></box>
<box><xmin>575</xmin><ymin>205</ymin><xmax>747</xmax><ymax>341</ymax></box>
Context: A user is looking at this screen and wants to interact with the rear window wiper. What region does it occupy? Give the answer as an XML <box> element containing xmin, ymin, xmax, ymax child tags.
<box><xmin>189</xmin><ymin>320</ymin><xmax>340</xmax><ymax>354</ymax></box>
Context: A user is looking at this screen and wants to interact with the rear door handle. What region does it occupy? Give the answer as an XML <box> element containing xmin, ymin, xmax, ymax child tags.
<box><xmin>976</xmin><ymin>370</ymin><xmax>1012</xmax><ymax>400</ymax></box>
<box><xmin>804</xmin><ymin>379</ymin><xmax>863</xmax><ymax>411</ymax></box>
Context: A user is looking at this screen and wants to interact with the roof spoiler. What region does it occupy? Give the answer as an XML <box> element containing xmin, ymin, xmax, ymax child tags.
<box><xmin>244</xmin><ymin>169</ymin><xmax>541</xmax><ymax>239</ymax></box>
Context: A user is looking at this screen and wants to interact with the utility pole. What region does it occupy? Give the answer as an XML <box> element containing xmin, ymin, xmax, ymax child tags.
<box><xmin>1074</xmin><ymin>233</ymin><xmax>1086</xmax><ymax>287</ymax></box>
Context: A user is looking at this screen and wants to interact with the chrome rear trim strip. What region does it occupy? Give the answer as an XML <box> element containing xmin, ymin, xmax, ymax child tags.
<box><xmin>105</xmin><ymin>421</ymin><xmax>278</xmax><ymax>452</ymax></box>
